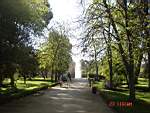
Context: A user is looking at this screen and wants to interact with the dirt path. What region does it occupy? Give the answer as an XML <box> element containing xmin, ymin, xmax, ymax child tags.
<box><xmin>0</xmin><ymin>79</ymin><xmax>114</xmax><ymax>113</ymax></box>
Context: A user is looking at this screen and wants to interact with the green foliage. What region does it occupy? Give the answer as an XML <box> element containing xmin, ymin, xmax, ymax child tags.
<box><xmin>0</xmin><ymin>0</ymin><xmax>53</xmax><ymax>86</ymax></box>
<box><xmin>95</xmin><ymin>78</ymin><xmax>150</xmax><ymax>113</ymax></box>
<box><xmin>38</xmin><ymin>28</ymin><xmax>72</xmax><ymax>75</ymax></box>
<box><xmin>82</xmin><ymin>0</ymin><xmax>149</xmax><ymax>100</ymax></box>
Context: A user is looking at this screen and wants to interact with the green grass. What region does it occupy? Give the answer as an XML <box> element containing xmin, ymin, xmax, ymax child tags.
<box><xmin>1</xmin><ymin>77</ymin><xmax>53</xmax><ymax>95</ymax></box>
<box><xmin>0</xmin><ymin>77</ymin><xmax>56</xmax><ymax>104</ymax></box>
<box><xmin>135</xmin><ymin>78</ymin><xmax>150</xmax><ymax>103</ymax></box>
<box><xmin>95</xmin><ymin>78</ymin><xmax>150</xmax><ymax>113</ymax></box>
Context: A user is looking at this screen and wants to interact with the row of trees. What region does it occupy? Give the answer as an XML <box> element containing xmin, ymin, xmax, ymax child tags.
<box><xmin>0</xmin><ymin>0</ymin><xmax>53</xmax><ymax>87</ymax></box>
<box><xmin>81</xmin><ymin>0</ymin><xmax>149</xmax><ymax>101</ymax></box>
<box><xmin>38</xmin><ymin>26</ymin><xmax>72</xmax><ymax>82</ymax></box>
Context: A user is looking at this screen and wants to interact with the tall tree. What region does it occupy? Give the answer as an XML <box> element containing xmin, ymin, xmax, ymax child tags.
<box><xmin>81</xmin><ymin>0</ymin><xmax>149</xmax><ymax>101</ymax></box>
<box><xmin>0</xmin><ymin>0</ymin><xmax>53</xmax><ymax>87</ymax></box>
<box><xmin>38</xmin><ymin>28</ymin><xmax>72</xmax><ymax>82</ymax></box>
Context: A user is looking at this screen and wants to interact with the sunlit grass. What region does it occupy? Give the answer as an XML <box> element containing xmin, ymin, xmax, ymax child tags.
<box><xmin>136</xmin><ymin>78</ymin><xmax>148</xmax><ymax>86</ymax></box>
<box><xmin>95</xmin><ymin>78</ymin><xmax>150</xmax><ymax>113</ymax></box>
<box><xmin>0</xmin><ymin>77</ymin><xmax>53</xmax><ymax>95</ymax></box>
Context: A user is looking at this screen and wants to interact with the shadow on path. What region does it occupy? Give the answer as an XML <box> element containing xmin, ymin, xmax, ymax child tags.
<box><xmin>0</xmin><ymin>78</ymin><xmax>114</xmax><ymax>113</ymax></box>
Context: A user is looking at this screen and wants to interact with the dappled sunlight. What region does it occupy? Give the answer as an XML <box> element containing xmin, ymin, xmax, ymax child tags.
<box><xmin>49</xmin><ymin>96</ymin><xmax>73</xmax><ymax>100</ymax></box>
<box><xmin>52</xmin><ymin>87</ymin><xmax>70</xmax><ymax>91</ymax></box>
<box><xmin>57</xmin><ymin>93</ymin><xmax>69</xmax><ymax>96</ymax></box>
<box><xmin>0</xmin><ymin>78</ymin><xmax>114</xmax><ymax>113</ymax></box>
<box><xmin>51</xmin><ymin>79</ymin><xmax>89</xmax><ymax>91</ymax></box>
<box><xmin>52</xmin><ymin>86</ymin><xmax>85</xmax><ymax>91</ymax></box>
<box><xmin>62</xmin><ymin>103</ymin><xmax>83</xmax><ymax>109</ymax></box>
<box><xmin>75</xmin><ymin>110</ymin><xmax>87</xmax><ymax>113</ymax></box>
<box><xmin>0</xmin><ymin>0</ymin><xmax>150</xmax><ymax>113</ymax></box>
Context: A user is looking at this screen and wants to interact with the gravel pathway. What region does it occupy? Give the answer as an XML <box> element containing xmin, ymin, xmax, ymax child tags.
<box><xmin>0</xmin><ymin>78</ymin><xmax>114</xmax><ymax>113</ymax></box>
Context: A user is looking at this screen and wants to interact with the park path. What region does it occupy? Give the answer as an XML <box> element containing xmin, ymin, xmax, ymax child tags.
<box><xmin>0</xmin><ymin>79</ymin><xmax>114</xmax><ymax>113</ymax></box>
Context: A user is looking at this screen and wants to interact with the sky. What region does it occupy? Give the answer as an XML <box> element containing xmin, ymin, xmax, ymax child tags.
<box><xmin>49</xmin><ymin>0</ymin><xmax>82</xmax><ymax>22</ymax></box>
<box><xmin>48</xmin><ymin>0</ymin><xmax>91</xmax><ymax>62</ymax></box>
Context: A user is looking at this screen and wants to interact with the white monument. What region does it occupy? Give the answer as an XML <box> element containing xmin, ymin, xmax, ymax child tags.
<box><xmin>75</xmin><ymin>60</ymin><xmax>81</xmax><ymax>78</ymax></box>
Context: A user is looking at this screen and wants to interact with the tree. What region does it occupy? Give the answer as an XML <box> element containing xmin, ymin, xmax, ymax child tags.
<box><xmin>81</xmin><ymin>15</ymin><xmax>105</xmax><ymax>80</ymax></box>
<box><xmin>81</xmin><ymin>0</ymin><xmax>149</xmax><ymax>101</ymax></box>
<box><xmin>17</xmin><ymin>45</ymin><xmax>39</xmax><ymax>84</ymax></box>
<box><xmin>38</xmin><ymin>27</ymin><xmax>72</xmax><ymax>82</ymax></box>
<box><xmin>0</xmin><ymin>0</ymin><xmax>53</xmax><ymax>87</ymax></box>
<box><xmin>82</xmin><ymin>1</ymin><xmax>113</xmax><ymax>86</ymax></box>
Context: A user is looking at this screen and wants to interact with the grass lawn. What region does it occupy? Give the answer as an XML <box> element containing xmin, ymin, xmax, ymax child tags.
<box><xmin>94</xmin><ymin>78</ymin><xmax>150</xmax><ymax>113</ymax></box>
<box><xmin>0</xmin><ymin>77</ymin><xmax>55</xmax><ymax>104</ymax></box>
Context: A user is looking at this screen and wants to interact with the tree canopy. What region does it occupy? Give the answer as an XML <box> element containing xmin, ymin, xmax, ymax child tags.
<box><xmin>81</xmin><ymin>0</ymin><xmax>149</xmax><ymax>101</ymax></box>
<box><xmin>38</xmin><ymin>27</ymin><xmax>72</xmax><ymax>81</ymax></box>
<box><xmin>0</xmin><ymin>0</ymin><xmax>53</xmax><ymax>87</ymax></box>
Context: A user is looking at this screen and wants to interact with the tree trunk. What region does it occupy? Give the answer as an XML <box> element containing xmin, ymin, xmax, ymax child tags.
<box><xmin>135</xmin><ymin>53</ymin><xmax>143</xmax><ymax>84</ymax></box>
<box><xmin>124</xmin><ymin>0</ymin><xmax>135</xmax><ymax>101</ymax></box>
<box><xmin>0</xmin><ymin>75</ymin><xmax>3</xmax><ymax>87</ymax></box>
<box><xmin>51</xmin><ymin>69</ymin><xmax>54</xmax><ymax>81</ymax></box>
<box><xmin>102</xmin><ymin>26</ymin><xmax>113</xmax><ymax>88</ymax></box>
<box><xmin>94</xmin><ymin>49</ymin><xmax>99</xmax><ymax>81</ymax></box>
<box><xmin>125</xmin><ymin>72</ymin><xmax>129</xmax><ymax>87</ymax></box>
<box><xmin>10</xmin><ymin>74</ymin><xmax>15</xmax><ymax>87</ymax></box>
<box><xmin>108</xmin><ymin>56</ymin><xmax>113</xmax><ymax>88</ymax></box>
<box><xmin>148</xmin><ymin>52</ymin><xmax>150</xmax><ymax>88</ymax></box>
<box><xmin>108</xmin><ymin>21</ymin><xmax>113</xmax><ymax>89</ymax></box>
<box><xmin>23</xmin><ymin>75</ymin><xmax>26</xmax><ymax>84</ymax></box>
<box><xmin>95</xmin><ymin>62</ymin><xmax>99</xmax><ymax>81</ymax></box>
<box><xmin>55</xmin><ymin>72</ymin><xmax>58</xmax><ymax>82</ymax></box>
<box><xmin>128</xmin><ymin>64</ymin><xmax>135</xmax><ymax>101</ymax></box>
<box><xmin>105</xmin><ymin>34</ymin><xmax>113</xmax><ymax>88</ymax></box>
